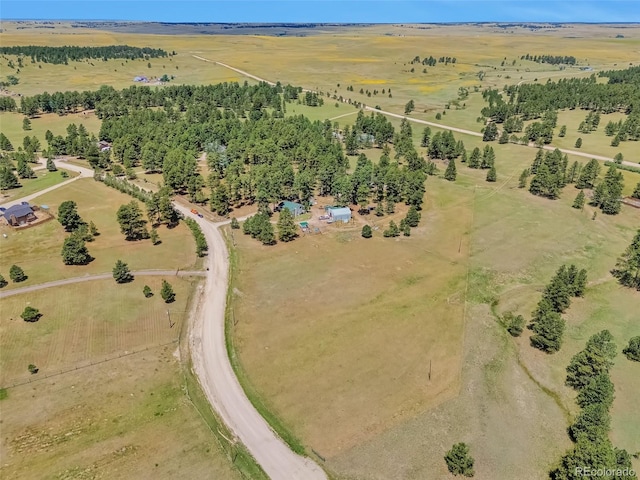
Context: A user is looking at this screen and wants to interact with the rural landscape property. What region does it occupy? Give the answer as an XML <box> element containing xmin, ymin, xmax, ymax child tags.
<box><xmin>0</xmin><ymin>3</ymin><xmax>639</xmax><ymax>480</ymax></box>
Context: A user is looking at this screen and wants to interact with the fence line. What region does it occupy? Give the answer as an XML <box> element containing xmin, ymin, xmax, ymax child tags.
<box><xmin>1</xmin><ymin>339</ymin><xmax>178</xmax><ymax>390</ymax></box>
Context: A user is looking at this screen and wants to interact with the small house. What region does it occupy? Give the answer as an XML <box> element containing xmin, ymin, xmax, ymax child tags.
<box><xmin>133</xmin><ymin>76</ymin><xmax>148</xmax><ymax>82</ymax></box>
<box><xmin>277</xmin><ymin>200</ymin><xmax>305</xmax><ymax>217</ymax></box>
<box><xmin>328</xmin><ymin>207</ymin><xmax>351</xmax><ymax>223</ymax></box>
<box><xmin>3</xmin><ymin>203</ymin><xmax>36</xmax><ymax>226</ymax></box>
<box><xmin>97</xmin><ymin>140</ymin><xmax>111</xmax><ymax>152</ymax></box>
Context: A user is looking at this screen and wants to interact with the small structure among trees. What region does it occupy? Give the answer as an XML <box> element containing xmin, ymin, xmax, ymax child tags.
<box><xmin>327</xmin><ymin>207</ymin><xmax>351</xmax><ymax>223</ymax></box>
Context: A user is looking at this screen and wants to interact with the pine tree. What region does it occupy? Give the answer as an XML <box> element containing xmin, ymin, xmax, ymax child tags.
<box><xmin>0</xmin><ymin>274</ymin><xmax>6</xmax><ymax>288</ymax></box>
<box><xmin>230</xmin><ymin>217</ymin><xmax>240</xmax><ymax>229</ymax></box>
<box><xmin>383</xmin><ymin>221</ymin><xmax>400</xmax><ymax>237</ymax></box>
<box><xmin>444</xmin><ymin>443</ymin><xmax>475</xmax><ymax>477</ymax></box>
<box><xmin>9</xmin><ymin>264</ymin><xmax>26</xmax><ymax>282</ymax></box>
<box><xmin>46</xmin><ymin>158</ymin><xmax>57</xmax><ymax>171</ymax></box>
<box><xmin>444</xmin><ymin>158</ymin><xmax>457</xmax><ymax>181</ymax></box>
<box><xmin>277</xmin><ymin>208</ymin><xmax>297</xmax><ymax>242</ymax></box>
<box><xmin>361</xmin><ymin>225</ymin><xmax>372</xmax><ymax>238</ymax></box>
<box><xmin>632</xmin><ymin>182</ymin><xmax>640</xmax><ymax>200</ymax></box>
<box><xmin>530</xmin><ymin>308</ymin><xmax>565</xmax><ymax>353</ymax></box>
<box><xmin>573</xmin><ymin>190</ymin><xmax>586</xmax><ymax>209</ymax></box>
<box><xmin>89</xmin><ymin>221</ymin><xmax>99</xmax><ymax>236</ymax></box>
<box><xmin>150</xmin><ymin>227</ymin><xmax>160</xmax><ymax>245</ymax></box>
<box><xmin>57</xmin><ymin>200</ymin><xmax>84</xmax><ymax>232</ymax></box>
<box><xmin>160</xmin><ymin>279</ymin><xmax>175</xmax><ymax>303</ymax></box>
<box><xmin>486</xmin><ymin>166</ymin><xmax>497</xmax><ymax>182</ymax></box>
<box><xmin>143</xmin><ymin>285</ymin><xmax>153</xmax><ymax>298</ymax></box>
<box><xmin>405</xmin><ymin>205</ymin><xmax>421</xmax><ymax>227</ymax></box>
<box><xmin>575</xmin><ymin>137</ymin><xmax>582</xmax><ymax>148</ymax></box>
<box><xmin>518</xmin><ymin>168</ymin><xmax>529</xmax><ymax>188</ymax></box>
<box><xmin>112</xmin><ymin>260</ymin><xmax>133</xmax><ymax>284</ymax></box>
<box><xmin>468</xmin><ymin>147</ymin><xmax>481</xmax><ymax>169</ymax></box>
<box><xmin>612</xmin><ymin>229</ymin><xmax>640</xmax><ymax>290</ymax></box>
<box><xmin>0</xmin><ymin>166</ymin><xmax>20</xmax><ymax>189</ymax></box>
<box><xmin>0</xmin><ymin>132</ymin><xmax>13</xmax><ymax>150</ymax></box>
<box><xmin>61</xmin><ymin>232</ymin><xmax>91</xmax><ymax>265</ymax></box>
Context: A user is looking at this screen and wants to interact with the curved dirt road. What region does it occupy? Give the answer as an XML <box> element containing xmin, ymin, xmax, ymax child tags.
<box><xmin>0</xmin><ymin>270</ymin><xmax>205</xmax><ymax>299</ymax></box>
<box><xmin>174</xmin><ymin>204</ymin><xmax>327</xmax><ymax>480</ymax></box>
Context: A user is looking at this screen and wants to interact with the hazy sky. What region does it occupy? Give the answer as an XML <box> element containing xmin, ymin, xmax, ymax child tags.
<box><xmin>1</xmin><ymin>0</ymin><xmax>639</xmax><ymax>23</ymax></box>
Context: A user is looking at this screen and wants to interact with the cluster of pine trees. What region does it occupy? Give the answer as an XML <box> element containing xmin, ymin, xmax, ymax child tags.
<box><xmin>612</xmin><ymin>229</ymin><xmax>640</xmax><ymax>291</ymax></box>
<box><xmin>481</xmin><ymin>66</ymin><xmax>639</xmax><ymax>136</ymax></box>
<box><xmin>529</xmin><ymin>264</ymin><xmax>587</xmax><ymax>353</ymax></box>
<box><xmin>578</xmin><ymin>111</ymin><xmax>601</xmax><ymax>134</ymax></box>
<box><xmin>520</xmin><ymin>54</ymin><xmax>577</xmax><ymax>65</ymax></box>
<box><xmin>57</xmin><ymin>200</ymin><xmax>98</xmax><ymax>265</ymax></box>
<box><xmin>409</xmin><ymin>55</ymin><xmax>457</xmax><ymax>66</ymax></box>
<box><xmin>603</xmin><ymin>114</ymin><xmax>640</xmax><ymax>144</ymax></box>
<box><xmin>550</xmin><ymin>331</ymin><xmax>636</xmax><ymax>479</ymax></box>
<box><xmin>0</xmin><ymin>45</ymin><xmax>168</xmax><ymax>64</ymax></box>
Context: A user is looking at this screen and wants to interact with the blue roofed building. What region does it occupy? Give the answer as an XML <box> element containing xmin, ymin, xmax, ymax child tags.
<box><xmin>3</xmin><ymin>203</ymin><xmax>36</xmax><ymax>226</ymax></box>
<box><xmin>277</xmin><ymin>200</ymin><xmax>305</xmax><ymax>217</ymax></box>
<box><xmin>327</xmin><ymin>207</ymin><xmax>351</xmax><ymax>223</ymax></box>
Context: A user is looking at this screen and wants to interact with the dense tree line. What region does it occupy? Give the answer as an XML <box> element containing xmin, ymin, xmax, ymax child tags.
<box><xmin>409</xmin><ymin>55</ymin><xmax>457</xmax><ymax>66</ymax></box>
<box><xmin>0</xmin><ymin>45</ymin><xmax>168</xmax><ymax>64</ymax></box>
<box><xmin>481</xmin><ymin>67</ymin><xmax>640</xmax><ymax>139</ymax></box>
<box><xmin>183</xmin><ymin>217</ymin><xmax>208</xmax><ymax>256</ymax></box>
<box><xmin>520</xmin><ymin>54</ymin><xmax>577</xmax><ymax>65</ymax></box>
<box><xmin>529</xmin><ymin>264</ymin><xmax>587</xmax><ymax>353</ymax></box>
<box><xmin>550</xmin><ymin>332</ymin><xmax>636</xmax><ymax>480</ymax></box>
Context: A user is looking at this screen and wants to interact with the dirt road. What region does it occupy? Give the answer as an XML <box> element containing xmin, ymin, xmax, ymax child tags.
<box><xmin>174</xmin><ymin>204</ymin><xmax>327</xmax><ymax>480</ymax></box>
<box><xmin>198</xmin><ymin>55</ymin><xmax>639</xmax><ymax>166</ymax></box>
<box><xmin>0</xmin><ymin>270</ymin><xmax>205</xmax><ymax>298</ymax></box>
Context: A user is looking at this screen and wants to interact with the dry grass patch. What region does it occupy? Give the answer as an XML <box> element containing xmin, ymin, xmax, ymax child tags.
<box><xmin>0</xmin><ymin>276</ymin><xmax>196</xmax><ymax>386</ymax></box>
<box><xmin>0</xmin><ymin>343</ymin><xmax>241</xmax><ymax>480</ymax></box>
<box><xmin>231</xmin><ymin>177</ymin><xmax>472</xmax><ymax>457</ymax></box>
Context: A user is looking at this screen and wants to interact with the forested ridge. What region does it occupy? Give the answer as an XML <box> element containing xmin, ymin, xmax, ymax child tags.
<box><xmin>0</xmin><ymin>45</ymin><xmax>168</xmax><ymax>64</ymax></box>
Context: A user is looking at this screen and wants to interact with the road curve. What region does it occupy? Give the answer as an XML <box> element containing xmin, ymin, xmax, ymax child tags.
<box><xmin>0</xmin><ymin>270</ymin><xmax>206</xmax><ymax>299</ymax></box>
<box><xmin>173</xmin><ymin>203</ymin><xmax>327</xmax><ymax>480</ymax></box>
<box><xmin>0</xmin><ymin>158</ymin><xmax>94</xmax><ymax>209</ymax></box>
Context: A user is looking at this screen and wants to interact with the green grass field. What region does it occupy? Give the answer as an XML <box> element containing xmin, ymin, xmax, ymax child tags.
<box><xmin>0</xmin><ymin>168</ymin><xmax>77</xmax><ymax>201</ymax></box>
<box><xmin>0</xmin><ymin>178</ymin><xmax>199</xmax><ymax>288</ymax></box>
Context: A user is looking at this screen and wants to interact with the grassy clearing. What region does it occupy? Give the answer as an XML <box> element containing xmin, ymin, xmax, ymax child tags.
<box><xmin>0</xmin><ymin>111</ymin><xmax>102</xmax><ymax>150</ymax></box>
<box><xmin>0</xmin><ymin>344</ymin><xmax>242</xmax><ymax>480</ymax></box>
<box><xmin>0</xmin><ymin>168</ymin><xmax>77</xmax><ymax>201</ymax></box>
<box><xmin>0</xmin><ymin>277</ymin><xmax>196</xmax><ymax>385</ymax></box>
<box><xmin>229</xmin><ymin>175</ymin><xmax>471</xmax><ymax>458</ymax></box>
<box><xmin>0</xmin><ymin>178</ymin><xmax>198</xmax><ymax>288</ymax></box>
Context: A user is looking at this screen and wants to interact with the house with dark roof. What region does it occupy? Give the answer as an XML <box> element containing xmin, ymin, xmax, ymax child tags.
<box><xmin>276</xmin><ymin>200</ymin><xmax>305</xmax><ymax>217</ymax></box>
<box><xmin>3</xmin><ymin>203</ymin><xmax>36</xmax><ymax>226</ymax></box>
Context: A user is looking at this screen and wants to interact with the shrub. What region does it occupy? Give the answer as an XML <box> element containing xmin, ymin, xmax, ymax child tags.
<box><xmin>444</xmin><ymin>442</ymin><xmax>475</xmax><ymax>477</ymax></box>
<box><xmin>21</xmin><ymin>306</ymin><xmax>41</xmax><ymax>322</ymax></box>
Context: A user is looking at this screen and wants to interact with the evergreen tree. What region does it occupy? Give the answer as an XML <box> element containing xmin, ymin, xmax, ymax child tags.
<box><xmin>444</xmin><ymin>443</ymin><xmax>475</xmax><ymax>477</ymax></box>
<box><xmin>592</xmin><ymin>164</ymin><xmax>624</xmax><ymax>215</ymax></box>
<box><xmin>230</xmin><ymin>217</ymin><xmax>240</xmax><ymax>229</ymax></box>
<box><xmin>622</xmin><ymin>336</ymin><xmax>640</xmax><ymax>362</ymax></box>
<box><xmin>0</xmin><ymin>132</ymin><xmax>13</xmax><ymax>150</ymax></box>
<box><xmin>405</xmin><ymin>205</ymin><xmax>421</xmax><ymax>227</ymax></box>
<box><xmin>258</xmin><ymin>220</ymin><xmax>276</xmax><ymax>245</ymax></box>
<box><xmin>572</xmin><ymin>190</ymin><xmax>586</xmax><ymax>209</ymax></box>
<box><xmin>112</xmin><ymin>260</ymin><xmax>133</xmax><ymax>284</ymax></box>
<box><xmin>468</xmin><ymin>147</ymin><xmax>481</xmax><ymax>169</ymax></box>
<box><xmin>89</xmin><ymin>220</ymin><xmax>99</xmax><ymax>236</ymax></box>
<box><xmin>61</xmin><ymin>232</ymin><xmax>91</xmax><ymax>265</ymax></box>
<box><xmin>482</xmin><ymin>122</ymin><xmax>498</xmax><ymax>141</ymax></box>
<box><xmin>116</xmin><ymin>201</ymin><xmax>149</xmax><ymax>240</ymax></box>
<box><xmin>518</xmin><ymin>168</ymin><xmax>529</xmax><ymax>188</ymax></box>
<box><xmin>160</xmin><ymin>279</ymin><xmax>175</xmax><ymax>303</ymax></box>
<box><xmin>383</xmin><ymin>220</ymin><xmax>400</xmax><ymax>237</ymax></box>
<box><xmin>0</xmin><ymin>166</ymin><xmax>20</xmax><ymax>189</ymax></box>
<box><xmin>444</xmin><ymin>158</ymin><xmax>457</xmax><ymax>181</ymax></box>
<box><xmin>143</xmin><ymin>285</ymin><xmax>153</xmax><ymax>298</ymax></box>
<box><xmin>150</xmin><ymin>227</ymin><xmax>160</xmax><ymax>245</ymax></box>
<box><xmin>361</xmin><ymin>225</ymin><xmax>372</xmax><ymax>238</ymax></box>
<box><xmin>576</xmin><ymin>159</ymin><xmax>600</xmax><ymax>189</ymax></box>
<box><xmin>16</xmin><ymin>159</ymin><xmax>35</xmax><ymax>179</ymax></box>
<box><xmin>566</xmin><ymin>330</ymin><xmax>617</xmax><ymax>390</ymax></box>
<box><xmin>559</xmin><ymin>125</ymin><xmax>567</xmax><ymax>137</ymax></box>
<box><xmin>9</xmin><ymin>264</ymin><xmax>27</xmax><ymax>282</ymax></box>
<box><xmin>530</xmin><ymin>308</ymin><xmax>565</xmax><ymax>353</ymax></box>
<box><xmin>0</xmin><ymin>274</ymin><xmax>6</xmax><ymax>288</ymax></box>
<box><xmin>420</xmin><ymin>127</ymin><xmax>431</xmax><ymax>147</ymax></box>
<box><xmin>575</xmin><ymin>137</ymin><xmax>582</xmax><ymax>148</ymax></box>
<box><xmin>21</xmin><ymin>306</ymin><xmax>41</xmax><ymax>322</ymax></box>
<box><xmin>277</xmin><ymin>208</ymin><xmax>297</xmax><ymax>242</ymax></box>
<box><xmin>632</xmin><ymin>182</ymin><xmax>640</xmax><ymax>200</ymax></box>
<box><xmin>486</xmin><ymin>166</ymin><xmax>497</xmax><ymax>182</ymax></box>
<box><xmin>576</xmin><ymin>373</ymin><xmax>614</xmax><ymax>409</ymax></box>
<box><xmin>611</xmin><ymin>229</ymin><xmax>640</xmax><ymax>290</ymax></box>
<box><xmin>46</xmin><ymin>158</ymin><xmax>57</xmax><ymax>171</ymax></box>
<box><xmin>57</xmin><ymin>200</ymin><xmax>84</xmax><ymax>232</ymax></box>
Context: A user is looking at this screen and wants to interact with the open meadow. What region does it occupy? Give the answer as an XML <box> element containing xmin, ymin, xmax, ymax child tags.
<box><xmin>0</xmin><ymin>277</ymin><xmax>244</xmax><ymax>480</ymax></box>
<box><xmin>0</xmin><ymin>20</ymin><xmax>639</xmax><ymax>479</ymax></box>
